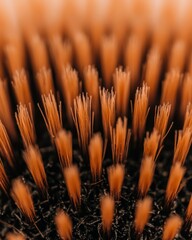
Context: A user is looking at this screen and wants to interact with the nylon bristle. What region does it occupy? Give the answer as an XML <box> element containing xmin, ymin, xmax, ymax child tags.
<box><xmin>138</xmin><ymin>157</ymin><xmax>155</xmax><ymax>196</ymax></box>
<box><xmin>55</xmin><ymin>129</ymin><xmax>72</xmax><ymax>168</ymax></box>
<box><xmin>84</xmin><ymin>65</ymin><xmax>100</xmax><ymax>119</ymax></box>
<box><xmin>15</xmin><ymin>104</ymin><xmax>36</xmax><ymax>148</ymax></box>
<box><xmin>183</xmin><ymin>102</ymin><xmax>192</xmax><ymax>131</ymax></box>
<box><xmin>64</xmin><ymin>165</ymin><xmax>81</xmax><ymax>206</ymax></box>
<box><xmin>62</xmin><ymin>65</ymin><xmax>80</xmax><ymax>125</ymax></box>
<box><xmin>88</xmin><ymin>133</ymin><xmax>103</xmax><ymax>180</ymax></box>
<box><xmin>71</xmin><ymin>94</ymin><xmax>93</xmax><ymax>154</ymax></box>
<box><xmin>0</xmin><ymin>160</ymin><xmax>8</xmax><ymax>193</ymax></box>
<box><xmin>101</xmin><ymin>35</ymin><xmax>118</xmax><ymax>88</ymax></box>
<box><xmin>11</xmin><ymin>178</ymin><xmax>35</xmax><ymax>221</ymax></box>
<box><xmin>12</xmin><ymin>69</ymin><xmax>33</xmax><ymax>109</ymax></box>
<box><xmin>113</xmin><ymin>67</ymin><xmax>130</xmax><ymax>117</ymax></box>
<box><xmin>39</xmin><ymin>91</ymin><xmax>62</xmax><ymax>139</ymax></box>
<box><xmin>134</xmin><ymin>196</ymin><xmax>152</xmax><ymax>234</ymax></box>
<box><xmin>36</xmin><ymin>67</ymin><xmax>55</xmax><ymax>95</ymax></box>
<box><xmin>173</xmin><ymin>129</ymin><xmax>192</xmax><ymax>165</ymax></box>
<box><xmin>132</xmin><ymin>83</ymin><xmax>150</xmax><ymax>141</ymax></box>
<box><xmin>110</xmin><ymin>117</ymin><xmax>131</xmax><ymax>163</ymax></box>
<box><xmin>55</xmin><ymin>210</ymin><xmax>72</xmax><ymax>240</ymax></box>
<box><xmin>23</xmin><ymin>145</ymin><xmax>47</xmax><ymax>193</ymax></box>
<box><xmin>162</xmin><ymin>215</ymin><xmax>183</xmax><ymax>240</ymax></box>
<box><xmin>108</xmin><ymin>164</ymin><xmax>125</xmax><ymax>200</ymax></box>
<box><xmin>186</xmin><ymin>196</ymin><xmax>192</xmax><ymax>223</ymax></box>
<box><xmin>165</xmin><ymin>162</ymin><xmax>185</xmax><ymax>204</ymax></box>
<box><xmin>6</xmin><ymin>232</ymin><xmax>26</xmax><ymax>240</ymax></box>
<box><xmin>100</xmin><ymin>88</ymin><xmax>116</xmax><ymax>140</ymax></box>
<box><xmin>100</xmin><ymin>195</ymin><xmax>115</xmax><ymax>233</ymax></box>
<box><xmin>0</xmin><ymin>120</ymin><xmax>14</xmax><ymax>167</ymax></box>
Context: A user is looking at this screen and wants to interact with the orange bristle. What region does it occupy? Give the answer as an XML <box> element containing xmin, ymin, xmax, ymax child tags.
<box><xmin>15</xmin><ymin>104</ymin><xmax>36</xmax><ymax>148</ymax></box>
<box><xmin>162</xmin><ymin>215</ymin><xmax>183</xmax><ymax>240</ymax></box>
<box><xmin>12</xmin><ymin>69</ymin><xmax>33</xmax><ymax>109</ymax></box>
<box><xmin>88</xmin><ymin>133</ymin><xmax>103</xmax><ymax>180</ymax></box>
<box><xmin>11</xmin><ymin>178</ymin><xmax>35</xmax><ymax>221</ymax></box>
<box><xmin>64</xmin><ymin>165</ymin><xmax>81</xmax><ymax>206</ymax></box>
<box><xmin>36</xmin><ymin>67</ymin><xmax>55</xmax><ymax>95</ymax></box>
<box><xmin>0</xmin><ymin>120</ymin><xmax>14</xmax><ymax>167</ymax></box>
<box><xmin>39</xmin><ymin>91</ymin><xmax>62</xmax><ymax>139</ymax></box>
<box><xmin>173</xmin><ymin>129</ymin><xmax>192</xmax><ymax>165</ymax></box>
<box><xmin>100</xmin><ymin>195</ymin><xmax>115</xmax><ymax>233</ymax></box>
<box><xmin>113</xmin><ymin>67</ymin><xmax>130</xmax><ymax>117</ymax></box>
<box><xmin>62</xmin><ymin>65</ymin><xmax>80</xmax><ymax>125</ymax></box>
<box><xmin>0</xmin><ymin>160</ymin><xmax>9</xmax><ymax>193</ymax></box>
<box><xmin>165</xmin><ymin>162</ymin><xmax>185</xmax><ymax>203</ymax></box>
<box><xmin>108</xmin><ymin>164</ymin><xmax>125</xmax><ymax>200</ymax></box>
<box><xmin>55</xmin><ymin>129</ymin><xmax>73</xmax><ymax>168</ymax></box>
<box><xmin>55</xmin><ymin>210</ymin><xmax>72</xmax><ymax>240</ymax></box>
<box><xmin>132</xmin><ymin>83</ymin><xmax>150</xmax><ymax>141</ymax></box>
<box><xmin>183</xmin><ymin>102</ymin><xmax>192</xmax><ymax>131</ymax></box>
<box><xmin>134</xmin><ymin>196</ymin><xmax>152</xmax><ymax>234</ymax></box>
<box><xmin>6</xmin><ymin>232</ymin><xmax>26</xmax><ymax>240</ymax></box>
<box><xmin>110</xmin><ymin>117</ymin><xmax>131</xmax><ymax>163</ymax></box>
<box><xmin>23</xmin><ymin>145</ymin><xmax>47</xmax><ymax>193</ymax></box>
<box><xmin>100</xmin><ymin>88</ymin><xmax>116</xmax><ymax>140</ymax></box>
<box><xmin>71</xmin><ymin>94</ymin><xmax>93</xmax><ymax>154</ymax></box>
<box><xmin>186</xmin><ymin>196</ymin><xmax>192</xmax><ymax>223</ymax></box>
<box><xmin>84</xmin><ymin>65</ymin><xmax>100</xmax><ymax>119</ymax></box>
<box><xmin>101</xmin><ymin>35</ymin><xmax>118</xmax><ymax>88</ymax></box>
<box><xmin>138</xmin><ymin>157</ymin><xmax>155</xmax><ymax>196</ymax></box>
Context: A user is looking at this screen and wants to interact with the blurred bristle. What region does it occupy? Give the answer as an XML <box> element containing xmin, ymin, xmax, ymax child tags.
<box><xmin>162</xmin><ymin>215</ymin><xmax>183</xmax><ymax>240</ymax></box>
<box><xmin>186</xmin><ymin>196</ymin><xmax>192</xmax><ymax>223</ymax></box>
<box><xmin>0</xmin><ymin>160</ymin><xmax>8</xmax><ymax>193</ymax></box>
<box><xmin>6</xmin><ymin>232</ymin><xmax>26</xmax><ymax>240</ymax></box>
<box><xmin>55</xmin><ymin>209</ymin><xmax>72</xmax><ymax>240</ymax></box>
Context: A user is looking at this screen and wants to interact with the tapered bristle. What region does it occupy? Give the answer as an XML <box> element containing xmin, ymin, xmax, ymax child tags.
<box><xmin>183</xmin><ymin>103</ymin><xmax>192</xmax><ymax>131</ymax></box>
<box><xmin>15</xmin><ymin>104</ymin><xmax>36</xmax><ymax>148</ymax></box>
<box><xmin>132</xmin><ymin>83</ymin><xmax>150</xmax><ymax>141</ymax></box>
<box><xmin>6</xmin><ymin>232</ymin><xmax>26</xmax><ymax>240</ymax></box>
<box><xmin>134</xmin><ymin>196</ymin><xmax>152</xmax><ymax>234</ymax></box>
<box><xmin>23</xmin><ymin>145</ymin><xmax>47</xmax><ymax>193</ymax></box>
<box><xmin>162</xmin><ymin>215</ymin><xmax>183</xmax><ymax>240</ymax></box>
<box><xmin>71</xmin><ymin>94</ymin><xmax>93</xmax><ymax>154</ymax></box>
<box><xmin>55</xmin><ymin>210</ymin><xmax>72</xmax><ymax>240</ymax></box>
<box><xmin>88</xmin><ymin>133</ymin><xmax>103</xmax><ymax>180</ymax></box>
<box><xmin>39</xmin><ymin>91</ymin><xmax>62</xmax><ymax>139</ymax></box>
<box><xmin>100</xmin><ymin>195</ymin><xmax>114</xmax><ymax>233</ymax></box>
<box><xmin>0</xmin><ymin>160</ymin><xmax>8</xmax><ymax>193</ymax></box>
<box><xmin>186</xmin><ymin>196</ymin><xmax>192</xmax><ymax>223</ymax></box>
<box><xmin>0</xmin><ymin>120</ymin><xmax>14</xmax><ymax>167</ymax></box>
<box><xmin>55</xmin><ymin>129</ymin><xmax>72</xmax><ymax>168</ymax></box>
<box><xmin>11</xmin><ymin>178</ymin><xmax>35</xmax><ymax>221</ymax></box>
<box><xmin>64</xmin><ymin>165</ymin><xmax>81</xmax><ymax>206</ymax></box>
<box><xmin>108</xmin><ymin>164</ymin><xmax>125</xmax><ymax>199</ymax></box>
<box><xmin>113</xmin><ymin>67</ymin><xmax>130</xmax><ymax>117</ymax></box>
<box><xmin>138</xmin><ymin>157</ymin><xmax>155</xmax><ymax>196</ymax></box>
<box><xmin>165</xmin><ymin>162</ymin><xmax>185</xmax><ymax>203</ymax></box>
<box><xmin>110</xmin><ymin>117</ymin><xmax>131</xmax><ymax>163</ymax></box>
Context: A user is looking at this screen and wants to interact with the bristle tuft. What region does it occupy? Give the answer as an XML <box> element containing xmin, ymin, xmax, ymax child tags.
<box><xmin>162</xmin><ymin>215</ymin><xmax>183</xmax><ymax>240</ymax></box>
<box><xmin>55</xmin><ymin>210</ymin><xmax>72</xmax><ymax>240</ymax></box>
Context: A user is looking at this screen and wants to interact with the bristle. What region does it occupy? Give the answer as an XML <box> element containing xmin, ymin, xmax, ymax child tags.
<box><xmin>101</xmin><ymin>35</ymin><xmax>118</xmax><ymax>88</ymax></box>
<box><xmin>12</xmin><ymin>69</ymin><xmax>33</xmax><ymax>108</ymax></box>
<box><xmin>55</xmin><ymin>210</ymin><xmax>72</xmax><ymax>240</ymax></box>
<box><xmin>0</xmin><ymin>160</ymin><xmax>9</xmax><ymax>193</ymax></box>
<box><xmin>110</xmin><ymin>117</ymin><xmax>131</xmax><ymax>163</ymax></box>
<box><xmin>134</xmin><ymin>196</ymin><xmax>152</xmax><ymax>234</ymax></box>
<box><xmin>39</xmin><ymin>91</ymin><xmax>62</xmax><ymax>139</ymax></box>
<box><xmin>64</xmin><ymin>165</ymin><xmax>81</xmax><ymax>206</ymax></box>
<box><xmin>113</xmin><ymin>67</ymin><xmax>130</xmax><ymax>117</ymax></box>
<box><xmin>23</xmin><ymin>145</ymin><xmax>47</xmax><ymax>192</ymax></box>
<box><xmin>71</xmin><ymin>94</ymin><xmax>93</xmax><ymax>154</ymax></box>
<box><xmin>108</xmin><ymin>164</ymin><xmax>125</xmax><ymax>199</ymax></box>
<box><xmin>0</xmin><ymin>120</ymin><xmax>14</xmax><ymax>167</ymax></box>
<box><xmin>138</xmin><ymin>157</ymin><xmax>155</xmax><ymax>196</ymax></box>
<box><xmin>100</xmin><ymin>88</ymin><xmax>116</xmax><ymax>140</ymax></box>
<box><xmin>36</xmin><ymin>67</ymin><xmax>55</xmax><ymax>95</ymax></box>
<box><xmin>15</xmin><ymin>104</ymin><xmax>36</xmax><ymax>148</ymax></box>
<box><xmin>132</xmin><ymin>83</ymin><xmax>150</xmax><ymax>141</ymax></box>
<box><xmin>162</xmin><ymin>215</ymin><xmax>183</xmax><ymax>240</ymax></box>
<box><xmin>11</xmin><ymin>178</ymin><xmax>35</xmax><ymax>221</ymax></box>
<box><xmin>165</xmin><ymin>162</ymin><xmax>185</xmax><ymax>203</ymax></box>
<box><xmin>84</xmin><ymin>65</ymin><xmax>100</xmax><ymax>119</ymax></box>
<box><xmin>173</xmin><ymin>129</ymin><xmax>192</xmax><ymax>165</ymax></box>
<box><xmin>6</xmin><ymin>232</ymin><xmax>26</xmax><ymax>240</ymax></box>
<box><xmin>100</xmin><ymin>195</ymin><xmax>115</xmax><ymax>233</ymax></box>
<box><xmin>88</xmin><ymin>133</ymin><xmax>103</xmax><ymax>180</ymax></box>
<box><xmin>62</xmin><ymin>65</ymin><xmax>80</xmax><ymax>124</ymax></box>
<box><xmin>183</xmin><ymin>102</ymin><xmax>192</xmax><ymax>131</ymax></box>
<box><xmin>55</xmin><ymin>129</ymin><xmax>72</xmax><ymax>168</ymax></box>
<box><xmin>186</xmin><ymin>196</ymin><xmax>192</xmax><ymax>223</ymax></box>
